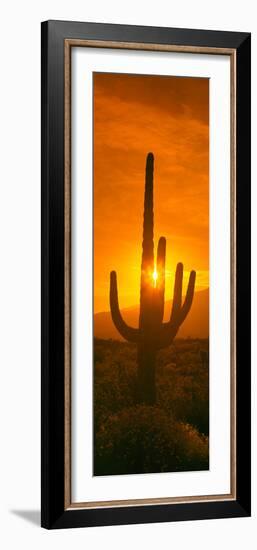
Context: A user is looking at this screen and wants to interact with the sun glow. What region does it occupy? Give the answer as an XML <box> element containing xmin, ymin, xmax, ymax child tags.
<box><xmin>152</xmin><ymin>269</ymin><xmax>158</xmax><ymax>287</ymax></box>
<box><xmin>94</xmin><ymin>73</ymin><xmax>209</xmax><ymax>313</ymax></box>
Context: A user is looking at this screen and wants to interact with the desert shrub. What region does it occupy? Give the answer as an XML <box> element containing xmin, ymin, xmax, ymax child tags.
<box><xmin>94</xmin><ymin>356</ymin><xmax>137</xmax><ymax>432</ymax></box>
<box><xmin>178</xmin><ymin>422</ymin><xmax>208</xmax><ymax>469</ymax></box>
<box><xmin>157</xmin><ymin>365</ymin><xmax>209</xmax><ymax>435</ymax></box>
<box><xmin>94</xmin><ymin>338</ymin><xmax>209</xmax><ymax>436</ymax></box>
<box><xmin>94</xmin><ymin>346</ymin><xmax>104</xmax><ymax>364</ymax></box>
<box><xmin>94</xmin><ymin>405</ymin><xmax>208</xmax><ymax>476</ymax></box>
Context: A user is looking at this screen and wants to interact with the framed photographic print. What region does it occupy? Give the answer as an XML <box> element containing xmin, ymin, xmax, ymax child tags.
<box><xmin>41</xmin><ymin>20</ymin><xmax>251</xmax><ymax>529</ymax></box>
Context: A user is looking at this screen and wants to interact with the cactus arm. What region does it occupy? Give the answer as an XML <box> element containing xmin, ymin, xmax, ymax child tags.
<box><xmin>157</xmin><ymin>321</ymin><xmax>180</xmax><ymax>349</ymax></box>
<box><xmin>110</xmin><ymin>271</ymin><xmax>140</xmax><ymax>343</ymax></box>
<box><xmin>170</xmin><ymin>262</ymin><xmax>183</xmax><ymax>323</ymax></box>
<box><xmin>155</xmin><ymin>236</ymin><xmax>166</xmax><ymax>322</ymax></box>
<box><xmin>178</xmin><ymin>269</ymin><xmax>196</xmax><ymax>324</ymax></box>
<box><xmin>157</xmin><ymin>267</ymin><xmax>196</xmax><ymax>349</ymax></box>
<box><xmin>157</xmin><ymin>236</ymin><xmax>166</xmax><ymax>290</ymax></box>
<box><xmin>170</xmin><ymin>264</ymin><xmax>196</xmax><ymax>326</ymax></box>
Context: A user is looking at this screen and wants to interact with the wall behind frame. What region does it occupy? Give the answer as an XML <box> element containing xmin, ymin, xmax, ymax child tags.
<box><xmin>0</xmin><ymin>0</ymin><xmax>254</xmax><ymax>548</ymax></box>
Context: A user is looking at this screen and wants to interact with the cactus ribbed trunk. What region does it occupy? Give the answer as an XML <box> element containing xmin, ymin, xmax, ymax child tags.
<box><xmin>139</xmin><ymin>152</ymin><xmax>154</xmax><ymax>327</ymax></box>
<box><xmin>110</xmin><ymin>152</ymin><xmax>196</xmax><ymax>405</ymax></box>
<box><xmin>138</xmin><ymin>153</ymin><xmax>157</xmax><ymax>404</ymax></box>
<box><xmin>137</xmin><ymin>344</ymin><xmax>156</xmax><ymax>404</ymax></box>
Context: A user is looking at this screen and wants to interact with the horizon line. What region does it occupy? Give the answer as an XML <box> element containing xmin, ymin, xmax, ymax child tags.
<box><xmin>94</xmin><ymin>286</ymin><xmax>209</xmax><ymax>316</ymax></box>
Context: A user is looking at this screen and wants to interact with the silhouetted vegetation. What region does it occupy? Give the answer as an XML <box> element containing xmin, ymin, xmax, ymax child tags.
<box><xmin>94</xmin><ymin>337</ymin><xmax>209</xmax><ymax>476</ymax></box>
<box><xmin>110</xmin><ymin>153</ymin><xmax>196</xmax><ymax>404</ymax></box>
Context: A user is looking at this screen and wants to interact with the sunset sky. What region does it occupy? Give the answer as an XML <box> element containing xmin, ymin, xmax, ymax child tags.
<box><xmin>93</xmin><ymin>72</ymin><xmax>209</xmax><ymax>314</ymax></box>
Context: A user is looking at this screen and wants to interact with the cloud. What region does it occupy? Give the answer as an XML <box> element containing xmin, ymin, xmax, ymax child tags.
<box><xmin>93</xmin><ymin>73</ymin><xmax>209</xmax><ymax>311</ymax></box>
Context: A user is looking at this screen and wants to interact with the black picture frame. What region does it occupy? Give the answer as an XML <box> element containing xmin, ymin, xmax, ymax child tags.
<box><xmin>41</xmin><ymin>20</ymin><xmax>251</xmax><ymax>529</ymax></box>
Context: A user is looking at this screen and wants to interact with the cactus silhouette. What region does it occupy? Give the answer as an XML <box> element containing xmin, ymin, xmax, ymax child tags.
<box><xmin>110</xmin><ymin>153</ymin><xmax>196</xmax><ymax>404</ymax></box>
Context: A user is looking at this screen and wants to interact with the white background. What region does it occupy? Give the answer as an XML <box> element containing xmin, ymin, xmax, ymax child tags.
<box><xmin>72</xmin><ymin>48</ymin><xmax>231</xmax><ymax>502</ymax></box>
<box><xmin>0</xmin><ymin>0</ymin><xmax>255</xmax><ymax>548</ymax></box>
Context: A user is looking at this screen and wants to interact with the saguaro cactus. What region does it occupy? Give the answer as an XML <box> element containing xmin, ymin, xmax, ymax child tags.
<box><xmin>110</xmin><ymin>153</ymin><xmax>196</xmax><ymax>404</ymax></box>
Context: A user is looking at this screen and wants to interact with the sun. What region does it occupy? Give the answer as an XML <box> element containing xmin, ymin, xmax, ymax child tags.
<box><xmin>152</xmin><ymin>269</ymin><xmax>158</xmax><ymax>287</ymax></box>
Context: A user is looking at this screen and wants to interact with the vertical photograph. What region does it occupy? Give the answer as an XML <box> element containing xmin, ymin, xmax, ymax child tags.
<box><xmin>93</xmin><ymin>72</ymin><xmax>209</xmax><ymax>476</ymax></box>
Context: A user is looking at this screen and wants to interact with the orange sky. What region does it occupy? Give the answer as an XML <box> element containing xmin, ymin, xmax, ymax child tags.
<box><xmin>93</xmin><ymin>72</ymin><xmax>209</xmax><ymax>314</ymax></box>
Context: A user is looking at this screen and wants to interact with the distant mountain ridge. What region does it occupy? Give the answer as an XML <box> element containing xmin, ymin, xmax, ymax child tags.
<box><xmin>94</xmin><ymin>288</ymin><xmax>209</xmax><ymax>340</ymax></box>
